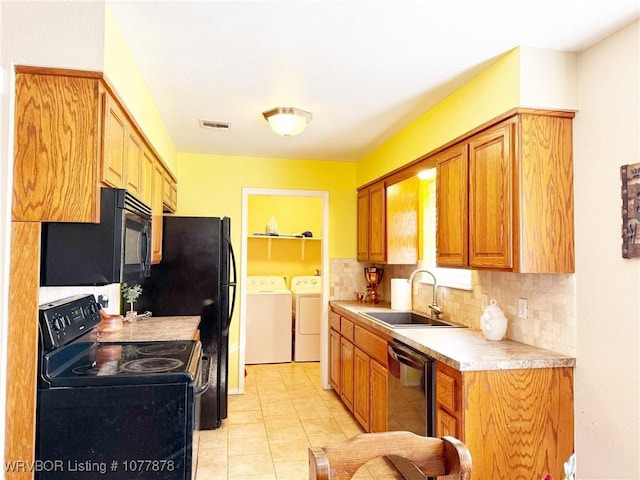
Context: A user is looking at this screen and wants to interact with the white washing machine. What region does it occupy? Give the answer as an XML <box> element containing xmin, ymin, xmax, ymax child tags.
<box><xmin>245</xmin><ymin>276</ymin><xmax>292</xmax><ymax>364</ymax></box>
<box><xmin>291</xmin><ymin>276</ymin><xmax>322</xmax><ymax>362</ymax></box>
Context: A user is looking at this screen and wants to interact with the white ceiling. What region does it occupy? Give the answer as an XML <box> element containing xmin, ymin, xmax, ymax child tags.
<box><xmin>107</xmin><ymin>0</ymin><xmax>639</xmax><ymax>162</ymax></box>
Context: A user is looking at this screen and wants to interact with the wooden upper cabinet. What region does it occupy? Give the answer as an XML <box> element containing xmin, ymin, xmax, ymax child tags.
<box><xmin>368</xmin><ymin>182</ymin><xmax>386</xmax><ymax>262</ymax></box>
<box><xmin>125</xmin><ymin>129</ymin><xmax>144</xmax><ymax>198</ymax></box>
<box><xmin>435</xmin><ymin>143</ymin><xmax>469</xmax><ymax>268</ymax></box>
<box><xmin>12</xmin><ymin>65</ymin><xmax>177</xmax><ymax>251</ymax></box>
<box><xmin>13</xmin><ymin>71</ymin><xmax>102</xmax><ymax>222</ymax></box>
<box><xmin>102</xmin><ymin>93</ymin><xmax>128</xmax><ymax>189</ymax></box>
<box><xmin>469</xmin><ymin>121</ymin><xmax>514</xmax><ymax>269</ymax></box>
<box><xmin>151</xmin><ymin>160</ymin><xmax>164</xmax><ymax>264</ymax></box>
<box><xmin>357</xmin><ymin>189</ymin><xmax>370</xmax><ymax>261</ymax></box>
<box><xmin>162</xmin><ymin>170</ymin><xmax>178</xmax><ymax>213</ymax></box>
<box><xmin>140</xmin><ymin>147</ymin><xmax>155</xmax><ymax>207</ymax></box>
<box><xmin>357</xmin><ymin>181</ymin><xmax>386</xmax><ymax>262</ymax></box>
<box><xmin>386</xmin><ymin>176</ymin><xmax>419</xmax><ymax>264</ymax></box>
<box><xmin>435</xmin><ymin>110</ymin><xmax>574</xmax><ymax>273</ymax></box>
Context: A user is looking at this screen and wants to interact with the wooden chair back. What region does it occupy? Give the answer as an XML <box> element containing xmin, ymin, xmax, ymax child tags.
<box><xmin>309</xmin><ymin>431</ymin><xmax>472</xmax><ymax>480</ymax></box>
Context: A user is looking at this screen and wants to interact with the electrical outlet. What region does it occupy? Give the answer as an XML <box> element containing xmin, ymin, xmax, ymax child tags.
<box><xmin>518</xmin><ymin>298</ymin><xmax>528</xmax><ymax>319</ymax></box>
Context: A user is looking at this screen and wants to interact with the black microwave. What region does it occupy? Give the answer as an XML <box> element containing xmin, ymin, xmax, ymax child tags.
<box><xmin>40</xmin><ymin>188</ymin><xmax>152</xmax><ymax>286</ymax></box>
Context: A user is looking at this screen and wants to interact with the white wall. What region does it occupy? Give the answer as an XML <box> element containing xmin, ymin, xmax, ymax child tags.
<box><xmin>574</xmin><ymin>20</ymin><xmax>640</xmax><ymax>479</ymax></box>
<box><xmin>0</xmin><ymin>0</ymin><xmax>107</xmax><ymax>471</ymax></box>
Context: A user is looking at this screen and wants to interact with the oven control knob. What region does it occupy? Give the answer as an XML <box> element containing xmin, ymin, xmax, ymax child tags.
<box><xmin>52</xmin><ymin>317</ymin><xmax>62</xmax><ymax>331</ymax></box>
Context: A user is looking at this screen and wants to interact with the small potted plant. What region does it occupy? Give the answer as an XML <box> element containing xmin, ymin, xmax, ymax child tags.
<box><xmin>122</xmin><ymin>282</ymin><xmax>143</xmax><ymax>321</ymax></box>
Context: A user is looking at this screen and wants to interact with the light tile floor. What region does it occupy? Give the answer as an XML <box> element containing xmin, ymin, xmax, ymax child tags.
<box><xmin>195</xmin><ymin>362</ymin><xmax>401</xmax><ymax>480</ymax></box>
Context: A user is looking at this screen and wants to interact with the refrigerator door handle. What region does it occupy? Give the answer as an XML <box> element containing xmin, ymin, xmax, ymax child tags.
<box><xmin>226</xmin><ymin>236</ymin><xmax>237</xmax><ymax>328</ymax></box>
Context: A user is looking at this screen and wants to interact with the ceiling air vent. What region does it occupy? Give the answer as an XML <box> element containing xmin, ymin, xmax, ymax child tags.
<box><xmin>199</xmin><ymin>119</ymin><xmax>230</xmax><ymax>130</ymax></box>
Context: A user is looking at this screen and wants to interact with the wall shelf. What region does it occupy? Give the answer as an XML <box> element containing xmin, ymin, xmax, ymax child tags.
<box><xmin>248</xmin><ymin>235</ymin><xmax>321</xmax><ymax>260</ymax></box>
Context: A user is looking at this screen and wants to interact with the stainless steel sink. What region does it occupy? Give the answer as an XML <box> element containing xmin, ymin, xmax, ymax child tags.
<box><xmin>360</xmin><ymin>310</ymin><xmax>466</xmax><ymax>328</ymax></box>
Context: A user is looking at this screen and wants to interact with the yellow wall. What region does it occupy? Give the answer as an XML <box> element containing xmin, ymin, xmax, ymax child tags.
<box><xmin>103</xmin><ymin>6</ymin><xmax>178</xmax><ymax>171</ymax></box>
<box><xmin>247</xmin><ymin>195</ymin><xmax>323</xmax><ymax>281</ymax></box>
<box><xmin>176</xmin><ymin>152</ymin><xmax>355</xmax><ymax>389</ymax></box>
<box><xmin>356</xmin><ymin>48</ymin><xmax>521</xmax><ymax>186</ymax></box>
<box><xmin>248</xmin><ymin>195</ymin><xmax>323</xmax><ymax>236</ymax></box>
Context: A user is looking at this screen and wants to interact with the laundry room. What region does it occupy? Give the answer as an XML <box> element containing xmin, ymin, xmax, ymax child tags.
<box><xmin>244</xmin><ymin>193</ymin><xmax>324</xmax><ymax>365</ymax></box>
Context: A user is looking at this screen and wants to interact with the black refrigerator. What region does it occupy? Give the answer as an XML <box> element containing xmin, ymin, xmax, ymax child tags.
<box><xmin>137</xmin><ymin>216</ymin><xmax>236</xmax><ymax>430</ymax></box>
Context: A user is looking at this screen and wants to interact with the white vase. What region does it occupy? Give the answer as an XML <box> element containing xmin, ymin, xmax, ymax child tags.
<box><xmin>480</xmin><ymin>299</ymin><xmax>508</xmax><ymax>341</ymax></box>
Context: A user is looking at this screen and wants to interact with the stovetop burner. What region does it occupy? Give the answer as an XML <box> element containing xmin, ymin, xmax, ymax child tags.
<box><xmin>120</xmin><ymin>358</ymin><xmax>185</xmax><ymax>373</ymax></box>
<box><xmin>136</xmin><ymin>343</ymin><xmax>188</xmax><ymax>356</ymax></box>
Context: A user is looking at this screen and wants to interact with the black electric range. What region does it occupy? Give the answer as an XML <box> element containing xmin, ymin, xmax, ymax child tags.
<box><xmin>36</xmin><ymin>294</ymin><xmax>208</xmax><ymax>480</ymax></box>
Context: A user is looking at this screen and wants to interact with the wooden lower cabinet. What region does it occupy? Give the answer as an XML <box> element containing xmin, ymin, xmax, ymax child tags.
<box><xmin>353</xmin><ymin>347</ymin><xmax>370</xmax><ymax>431</ymax></box>
<box><xmin>435</xmin><ymin>361</ymin><xmax>574</xmax><ymax>480</ymax></box>
<box><xmin>369</xmin><ymin>359</ymin><xmax>388</xmax><ymax>433</ymax></box>
<box><xmin>329</xmin><ymin>327</ymin><xmax>341</xmax><ymax>393</ymax></box>
<box><xmin>330</xmin><ymin>310</ymin><xmax>388</xmax><ymax>433</ymax></box>
<box><xmin>340</xmin><ymin>337</ymin><xmax>354</xmax><ymax>411</ymax></box>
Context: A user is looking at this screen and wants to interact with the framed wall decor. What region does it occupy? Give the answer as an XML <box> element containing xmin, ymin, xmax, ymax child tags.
<box><xmin>621</xmin><ymin>162</ymin><xmax>640</xmax><ymax>258</ymax></box>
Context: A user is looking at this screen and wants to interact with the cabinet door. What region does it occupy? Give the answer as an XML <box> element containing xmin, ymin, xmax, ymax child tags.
<box><xmin>435</xmin><ymin>362</ymin><xmax>462</xmax><ymax>440</ymax></box>
<box><xmin>340</xmin><ymin>338</ymin><xmax>355</xmax><ymax>411</ymax></box>
<box><xmin>468</xmin><ymin>122</ymin><xmax>514</xmax><ymax>269</ymax></box>
<box><xmin>140</xmin><ymin>148</ymin><xmax>154</xmax><ymax>207</ymax></box>
<box><xmin>369</xmin><ymin>359</ymin><xmax>388</xmax><ymax>433</ymax></box>
<box><xmin>357</xmin><ymin>188</ymin><xmax>370</xmax><ymax>261</ymax></box>
<box><xmin>102</xmin><ymin>94</ymin><xmax>127</xmax><ymax>188</ymax></box>
<box><xmin>126</xmin><ymin>130</ymin><xmax>143</xmax><ymax>197</ymax></box>
<box><xmin>368</xmin><ymin>182</ymin><xmax>386</xmax><ymax>262</ymax></box>
<box><xmin>151</xmin><ymin>161</ymin><xmax>164</xmax><ymax>264</ymax></box>
<box><xmin>353</xmin><ymin>347</ymin><xmax>370</xmax><ymax>431</ymax></box>
<box><xmin>436</xmin><ymin>144</ymin><xmax>469</xmax><ymax>267</ymax></box>
<box><xmin>12</xmin><ymin>73</ymin><xmax>101</xmax><ymax>222</ymax></box>
<box><xmin>329</xmin><ymin>328</ymin><xmax>341</xmax><ymax>394</ymax></box>
<box><xmin>386</xmin><ymin>176</ymin><xmax>419</xmax><ymax>264</ymax></box>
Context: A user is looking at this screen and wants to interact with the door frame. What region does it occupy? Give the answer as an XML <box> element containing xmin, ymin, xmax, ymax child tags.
<box><xmin>238</xmin><ymin>188</ymin><xmax>330</xmax><ymax>392</ymax></box>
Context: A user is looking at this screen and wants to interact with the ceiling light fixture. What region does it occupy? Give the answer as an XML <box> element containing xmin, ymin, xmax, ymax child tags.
<box><xmin>262</xmin><ymin>107</ymin><xmax>312</xmax><ymax>137</ymax></box>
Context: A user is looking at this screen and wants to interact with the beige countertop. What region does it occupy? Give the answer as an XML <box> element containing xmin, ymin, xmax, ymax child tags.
<box><xmin>330</xmin><ymin>300</ymin><xmax>575</xmax><ymax>372</ymax></box>
<box><xmin>82</xmin><ymin>316</ymin><xmax>201</xmax><ymax>343</ymax></box>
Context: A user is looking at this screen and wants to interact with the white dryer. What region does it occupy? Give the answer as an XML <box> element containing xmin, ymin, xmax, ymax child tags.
<box><xmin>245</xmin><ymin>276</ymin><xmax>292</xmax><ymax>364</ymax></box>
<box><xmin>291</xmin><ymin>276</ymin><xmax>322</xmax><ymax>362</ymax></box>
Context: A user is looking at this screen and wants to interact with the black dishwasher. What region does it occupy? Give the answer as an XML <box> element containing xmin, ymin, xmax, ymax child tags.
<box><xmin>387</xmin><ymin>339</ymin><xmax>436</xmax><ymax>480</ymax></box>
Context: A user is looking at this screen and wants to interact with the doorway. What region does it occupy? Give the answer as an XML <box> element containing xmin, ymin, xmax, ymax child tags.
<box><xmin>238</xmin><ymin>188</ymin><xmax>330</xmax><ymax>393</ymax></box>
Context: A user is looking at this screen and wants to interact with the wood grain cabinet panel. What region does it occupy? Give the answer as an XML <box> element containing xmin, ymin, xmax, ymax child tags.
<box><xmin>356</xmin><ymin>189</ymin><xmax>370</xmax><ymax>261</ymax></box>
<box><xmin>329</xmin><ymin>328</ymin><xmax>341</xmax><ymax>393</ymax></box>
<box><xmin>125</xmin><ymin>129</ymin><xmax>143</xmax><ymax>198</ymax></box>
<box><xmin>435</xmin><ymin>110</ymin><xmax>575</xmax><ymax>273</ymax></box>
<box><xmin>340</xmin><ymin>337</ymin><xmax>355</xmax><ymax>411</ymax></box>
<box><xmin>12</xmin><ymin>72</ymin><xmax>102</xmax><ymax>222</ymax></box>
<box><xmin>357</xmin><ymin>181</ymin><xmax>386</xmax><ymax>262</ymax></box>
<box><xmin>151</xmin><ymin>159</ymin><xmax>164</xmax><ymax>264</ymax></box>
<box><xmin>435</xmin><ymin>360</ymin><xmax>574</xmax><ymax>480</ymax></box>
<box><xmin>369</xmin><ymin>359</ymin><xmax>388</xmax><ymax>433</ymax></box>
<box><xmin>102</xmin><ymin>93</ymin><xmax>128</xmax><ymax>189</ymax></box>
<box><xmin>141</xmin><ymin>147</ymin><xmax>154</xmax><ymax>207</ymax></box>
<box><xmin>435</xmin><ymin>143</ymin><xmax>469</xmax><ymax>267</ymax></box>
<box><xmin>353</xmin><ymin>347</ymin><xmax>370</xmax><ymax>431</ymax></box>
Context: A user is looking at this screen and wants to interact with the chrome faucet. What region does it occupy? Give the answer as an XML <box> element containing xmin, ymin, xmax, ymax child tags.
<box><xmin>407</xmin><ymin>269</ymin><xmax>442</xmax><ymax>318</ymax></box>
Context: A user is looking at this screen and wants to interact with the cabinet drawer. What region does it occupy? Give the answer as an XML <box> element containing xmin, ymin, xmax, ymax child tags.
<box><xmin>354</xmin><ymin>325</ymin><xmax>387</xmax><ymax>366</ymax></box>
<box><xmin>341</xmin><ymin>318</ymin><xmax>354</xmax><ymax>342</ymax></box>
<box><xmin>329</xmin><ymin>311</ymin><xmax>341</xmax><ymax>332</ymax></box>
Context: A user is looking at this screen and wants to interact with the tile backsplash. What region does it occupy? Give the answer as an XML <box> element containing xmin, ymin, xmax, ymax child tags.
<box><xmin>330</xmin><ymin>258</ymin><xmax>576</xmax><ymax>356</ymax></box>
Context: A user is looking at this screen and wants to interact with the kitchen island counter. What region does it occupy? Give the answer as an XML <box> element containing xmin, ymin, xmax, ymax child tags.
<box><xmin>330</xmin><ymin>300</ymin><xmax>575</xmax><ymax>371</ymax></box>
<box><xmin>83</xmin><ymin>316</ymin><xmax>201</xmax><ymax>342</ymax></box>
